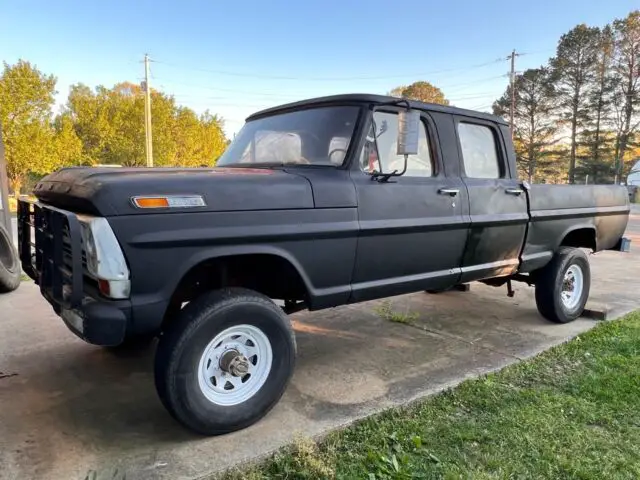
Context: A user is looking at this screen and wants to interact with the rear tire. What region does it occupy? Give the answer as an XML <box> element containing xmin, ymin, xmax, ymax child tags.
<box><xmin>0</xmin><ymin>222</ymin><xmax>20</xmax><ymax>294</ymax></box>
<box><xmin>154</xmin><ymin>288</ymin><xmax>296</xmax><ymax>435</ymax></box>
<box><xmin>534</xmin><ymin>247</ymin><xmax>590</xmax><ymax>323</ymax></box>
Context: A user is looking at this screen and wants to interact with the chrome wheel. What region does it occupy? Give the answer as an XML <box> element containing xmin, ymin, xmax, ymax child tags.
<box><xmin>197</xmin><ymin>324</ymin><xmax>273</xmax><ymax>406</ymax></box>
<box><xmin>560</xmin><ymin>264</ymin><xmax>584</xmax><ymax>310</ymax></box>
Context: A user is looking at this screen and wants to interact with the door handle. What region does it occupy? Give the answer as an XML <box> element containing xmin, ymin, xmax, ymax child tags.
<box><xmin>438</xmin><ymin>188</ymin><xmax>459</xmax><ymax>197</ymax></box>
<box><xmin>505</xmin><ymin>188</ymin><xmax>524</xmax><ymax>196</ymax></box>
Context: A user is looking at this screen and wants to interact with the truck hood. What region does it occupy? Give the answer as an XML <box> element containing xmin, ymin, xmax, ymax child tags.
<box><xmin>33</xmin><ymin>166</ymin><xmax>314</xmax><ymax>216</ymax></box>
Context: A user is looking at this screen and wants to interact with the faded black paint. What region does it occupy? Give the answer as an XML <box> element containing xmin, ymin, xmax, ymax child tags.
<box><xmin>25</xmin><ymin>94</ymin><xmax>631</xmax><ymax>341</ymax></box>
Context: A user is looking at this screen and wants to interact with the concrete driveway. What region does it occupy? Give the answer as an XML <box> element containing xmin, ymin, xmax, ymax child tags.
<box><xmin>1</xmin><ymin>207</ymin><xmax>638</xmax><ymax>480</ymax></box>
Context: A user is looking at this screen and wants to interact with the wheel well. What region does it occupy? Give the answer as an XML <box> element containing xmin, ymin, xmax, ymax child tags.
<box><xmin>560</xmin><ymin>228</ymin><xmax>596</xmax><ymax>251</ymax></box>
<box><xmin>163</xmin><ymin>254</ymin><xmax>309</xmax><ymax>325</ymax></box>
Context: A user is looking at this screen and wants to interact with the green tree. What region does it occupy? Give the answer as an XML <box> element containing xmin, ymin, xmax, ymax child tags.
<box><xmin>66</xmin><ymin>82</ymin><xmax>178</xmax><ymax>167</ymax></box>
<box><xmin>390</xmin><ymin>81</ymin><xmax>449</xmax><ymax>105</ymax></box>
<box><xmin>577</xmin><ymin>26</ymin><xmax>617</xmax><ymax>183</ymax></box>
<box><xmin>0</xmin><ymin>60</ymin><xmax>56</xmax><ymax>194</ymax></box>
<box><xmin>51</xmin><ymin>112</ymin><xmax>85</xmax><ymax>170</ymax></box>
<box><xmin>494</xmin><ymin>68</ymin><xmax>559</xmax><ymax>182</ymax></box>
<box><xmin>611</xmin><ymin>10</ymin><xmax>640</xmax><ymax>180</ymax></box>
<box><xmin>550</xmin><ymin>24</ymin><xmax>600</xmax><ymax>183</ymax></box>
<box><xmin>66</xmin><ymin>82</ymin><xmax>227</xmax><ymax>168</ymax></box>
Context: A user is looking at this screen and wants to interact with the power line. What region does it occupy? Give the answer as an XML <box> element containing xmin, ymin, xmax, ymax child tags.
<box><xmin>154</xmin><ymin>78</ymin><xmax>304</xmax><ymax>98</ymax></box>
<box><xmin>442</xmin><ymin>74</ymin><xmax>508</xmax><ymax>94</ymax></box>
<box><xmin>151</xmin><ymin>57</ymin><xmax>505</xmax><ymax>81</ymax></box>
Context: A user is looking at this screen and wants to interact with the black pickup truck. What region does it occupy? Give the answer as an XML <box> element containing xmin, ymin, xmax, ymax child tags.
<box><xmin>18</xmin><ymin>94</ymin><xmax>631</xmax><ymax>435</ymax></box>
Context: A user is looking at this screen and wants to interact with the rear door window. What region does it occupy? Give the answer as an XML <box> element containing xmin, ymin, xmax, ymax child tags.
<box><xmin>458</xmin><ymin>123</ymin><xmax>501</xmax><ymax>179</ymax></box>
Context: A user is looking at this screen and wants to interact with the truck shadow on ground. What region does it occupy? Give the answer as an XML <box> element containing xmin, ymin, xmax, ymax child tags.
<box><xmin>29</xmin><ymin>288</ymin><xmax>579</xmax><ymax>450</ymax></box>
<box><xmin>2</xmin><ymin>281</ymin><xmax>630</xmax><ymax>480</ymax></box>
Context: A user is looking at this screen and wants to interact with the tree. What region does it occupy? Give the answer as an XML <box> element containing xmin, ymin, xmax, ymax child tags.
<box><xmin>51</xmin><ymin>113</ymin><xmax>84</xmax><ymax>170</ymax></box>
<box><xmin>66</xmin><ymin>82</ymin><xmax>227</xmax><ymax>168</ymax></box>
<box><xmin>0</xmin><ymin>60</ymin><xmax>56</xmax><ymax>194</ymax></box>
<box><xmin>199</xmin><ymin>111</ymin><xmax>228</xmax><ymax>165</ymax></box>
<box><xmin>388</xmin><ymin>86</ymin><xmax>406</xmax><ymax>98</ymax></box>
<box><xmin>494</xmin><ymin>68</ymin><xmax>559</xmax><ymax>182</ymax></box>
<box><xmin>550</xmin><ymin>24</ymin><xmax>600</xmax><ymax>183</ymax></box>
<box><xmin>66</xmin><ymin>82</ymin><xmax>177</xmax><ymax>167</ymax></box>
<box><xmin>577</xmin><ymin>26</ymin><xmax>617</xmax><ymax>183</ymax></box>
<box><xmin>389</xmin><ymin>81</ymin><xmax>449</xmax><ymax>105</ymax></box>
<box><xmin>611</xmin><ymin>10</ymin><xmax>640</xmax><ymax>180</ymax></box>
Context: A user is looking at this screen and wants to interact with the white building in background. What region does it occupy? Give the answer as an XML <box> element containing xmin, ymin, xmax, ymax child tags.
<box><xmin>628</xmin><ymin>159</ymin><xmax>640</xmax><ymax>186</ymax></box>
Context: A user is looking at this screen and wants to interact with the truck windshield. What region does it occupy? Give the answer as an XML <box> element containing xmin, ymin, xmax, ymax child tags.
<box><xmin>217</xmin><ymin>106</ymin><xmax>361</xmax><ymax>167</ymax></box>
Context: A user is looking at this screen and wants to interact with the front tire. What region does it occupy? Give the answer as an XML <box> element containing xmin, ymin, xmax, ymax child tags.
<box><xmin>534</xmin><ymin>247</ymin><xmax>591</xmax><ymax>323</ymax></box>
<box><xmin>154</xmin><ymin>288</ymin><xmax>296</xmax><ymax>435</ymax></box>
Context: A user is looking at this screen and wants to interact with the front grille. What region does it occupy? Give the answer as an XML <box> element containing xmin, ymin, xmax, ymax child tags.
<box><xmin>17</xmin><ymin>201</ymin><xmax>85</xmax><ymax>309</ymax></box>
<box><xmin>62</xmin><ymin>225</ymin><xmax>88</xmax><ymax>272</ymax></box>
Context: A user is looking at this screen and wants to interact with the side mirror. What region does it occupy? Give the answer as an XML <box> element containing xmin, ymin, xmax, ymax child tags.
<box><xmin>396</xmin><ymin>109</ymin><xmax>420</xmax><ymax>156</ymax></box>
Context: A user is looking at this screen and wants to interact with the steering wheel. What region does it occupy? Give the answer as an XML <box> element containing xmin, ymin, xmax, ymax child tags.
<box><xmin>328</xmin><ymin>148</ymin><xmax>348</xmax><ymax>163</ymax></box>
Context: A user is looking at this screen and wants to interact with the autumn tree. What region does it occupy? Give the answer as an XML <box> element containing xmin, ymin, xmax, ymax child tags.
<box><xmin>550</xmin><ymin>24</ymin><xmax>600</xmax><ymax>183</ymax></box>
<box><xmin>389</xmin><ymin>81</ymin><xmax>449</xmax><ymax>105</ymax></box>
<box><xmin>388</xmin><ymin>86</ymin><xmax>406</xmax><ymax>98</ymax></box>
<box><xmin>611</xmin><ymin>10</ymin><xmax>640</xmax><ymax>180</ymax></box>
<box><xmin>494</xmin><ymin>68</ymin><xmax>559</xmax><ymax>182</ymax></box>
<box><xmin>0</xmin><ymin>60</ymin><xmax>56</xmax><ymax>194</ymax></box>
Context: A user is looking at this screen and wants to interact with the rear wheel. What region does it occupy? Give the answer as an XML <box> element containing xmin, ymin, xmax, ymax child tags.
<box><xmin>0</xmin><ymin>222</ymin><xmax>20</xmax><ymax>294</ymax></box>
<box><xmin>154</xmin><ymin>288</ymin><xmax>296</xmax><ymax>435</ymax></box>
<box><xmin>534</xmin><ymin>247</ymin><xmax>591</xmax><ymax>323</ymax></box>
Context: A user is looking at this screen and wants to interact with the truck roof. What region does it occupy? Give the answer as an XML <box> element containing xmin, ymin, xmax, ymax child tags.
<box><xmin>247</xmin><ymin>93</ymin><xmax>508</xmax><ymax>125</ymax></box>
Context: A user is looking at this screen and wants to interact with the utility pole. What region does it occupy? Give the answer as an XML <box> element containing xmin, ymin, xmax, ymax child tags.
<box><xmin>143</xmin><ymin>53</ymin><xmax>154</xmax><ymax>167</ymax></box>
<box><xmin>507</xmin><ymin>49</ymin><xmax>519</xmax><ymax>138</ymax></box>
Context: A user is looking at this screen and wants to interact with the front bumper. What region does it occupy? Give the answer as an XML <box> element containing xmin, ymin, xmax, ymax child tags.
<box><xmin>58</xmin><ymin>297</ymin><xmax>130</xmax><ymax>346</ymax></box>
<box><xmin>17</xmin><ymin>200</ymin><xmax>132</xmax><ymax>346</ymax></box>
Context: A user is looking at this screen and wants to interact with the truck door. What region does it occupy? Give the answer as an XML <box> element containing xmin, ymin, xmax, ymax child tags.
<box><xmin>455</xmin><ymin>118</ymin><xmax>528</xmax><ymax>282</ymax></box>
<box><xmin>349</xmin><ymin>109</ymin><xmax>469</xmax><ymax>302</ymax></box>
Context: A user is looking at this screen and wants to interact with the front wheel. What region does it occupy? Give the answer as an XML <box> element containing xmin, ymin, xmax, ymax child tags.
<box><xmin>154</xmin><ymin>288</ymin><xmax>296</xmax><ymax>435</ymax></box>
<box><xmin>534</xmin><ymin>247</ymin><xmax>591</xmax><ymax>323</ymax></box>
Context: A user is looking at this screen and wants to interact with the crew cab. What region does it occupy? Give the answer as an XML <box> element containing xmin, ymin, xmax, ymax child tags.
<box><xmin>18</xmin><ymin>94</ymin><xmax>631</xmax><ymax>435</ymax></box>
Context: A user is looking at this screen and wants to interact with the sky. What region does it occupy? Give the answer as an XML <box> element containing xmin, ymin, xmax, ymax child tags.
<box><xmin>2</xmin><ymin>0</ymin><xmax>638</xmax><ymax>136</ymax></box>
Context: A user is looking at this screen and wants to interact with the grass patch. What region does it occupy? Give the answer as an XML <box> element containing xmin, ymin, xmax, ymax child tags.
<box><xmin>219</xmin><ymin>312</ymin><xmax>640</xmax><ymax>479</ymax></box>
<box><xmin>374</xmin><ymin>301</ymin><xmax>419</xmax><ymax>325</ymax></box>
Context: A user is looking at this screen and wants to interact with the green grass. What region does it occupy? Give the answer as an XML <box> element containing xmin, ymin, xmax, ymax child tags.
<box><xmin>221</xmin><ymin>312</ymin><xmax>640</xmax><ymax>479</ymax></box>
<box><xmin>374</xmin><ymin>301</ymin><xmax>419</xmax><ymax>325</ymax></box>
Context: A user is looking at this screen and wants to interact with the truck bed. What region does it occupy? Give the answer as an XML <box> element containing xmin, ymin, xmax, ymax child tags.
<box><xmin>521</xmin><ymin>184</ymin><xmax>630</xmax><ymax>272</ymax></box>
